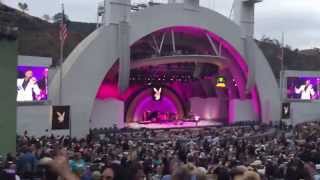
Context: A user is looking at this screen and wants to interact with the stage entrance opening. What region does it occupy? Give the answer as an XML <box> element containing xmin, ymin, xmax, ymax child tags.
<box><xmin>124</xmin><ymin>62</ymin><xmax>235</xmax><ymax>129</ymax></box>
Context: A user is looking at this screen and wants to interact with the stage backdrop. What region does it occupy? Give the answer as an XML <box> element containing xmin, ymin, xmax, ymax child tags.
<box><xmin>90</xmin><ymin>99</ymin><xmax>125</xmax><ymax>129</ymax></box>
<box><xmin>190</xmin><ymin>97</ymin><xmax>228</xmax><ymax>121</ymax></box>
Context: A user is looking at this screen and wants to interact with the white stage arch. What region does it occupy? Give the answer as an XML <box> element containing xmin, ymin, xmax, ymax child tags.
<box><xmin>49</xmin><ymin>1</ymin><xmax>280</xmax><ymax>137</ymax></box>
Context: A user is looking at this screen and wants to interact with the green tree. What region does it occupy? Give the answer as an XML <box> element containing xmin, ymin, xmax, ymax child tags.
<box><xmin>52</xmin><ymin>12</ymin><xmax>69</xmax><ymax>23</ymax></box>
<box><xmin>42</xmin><ymin>14</ymin><xmax>51</xmax><ymax>22</ymax></box>
<box><xmin>18</xmin><ymin>2</ymin><xmax>28</xmax><ymax>13</ymax></box>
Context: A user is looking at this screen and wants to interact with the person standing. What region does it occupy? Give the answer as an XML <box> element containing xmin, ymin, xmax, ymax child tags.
<box><xmin>17</xmin><ymin>70</ymin><xmax>41</xmax><ymax>101</ymax></box>
<box><xmin>295</xmin><ymin>80</ymin><xmax>316</xmax><ymax>100</ymax></box>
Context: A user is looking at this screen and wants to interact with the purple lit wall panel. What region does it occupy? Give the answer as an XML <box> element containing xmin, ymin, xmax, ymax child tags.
<box><xmin>96</xmin><ymin>84</ymin><xmax>120</xmax><ymax>99</ymax></box>
<box><xmin>96</xmin><ymin>84</ymin><xmax>142</xmax><ymax>100</ymax></box>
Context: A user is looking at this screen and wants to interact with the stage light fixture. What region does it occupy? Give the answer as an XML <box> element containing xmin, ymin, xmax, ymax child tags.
<box><xmin>216</xmin><ymin>76</ymin><xmax>226</xmax><ymax>88</ymax></box>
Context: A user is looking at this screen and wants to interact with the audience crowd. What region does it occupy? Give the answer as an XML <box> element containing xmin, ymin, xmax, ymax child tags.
<box><xmin>1</xmin><ymin>121</ymin><xmax>320</xmax><ymax>180</ymax></box>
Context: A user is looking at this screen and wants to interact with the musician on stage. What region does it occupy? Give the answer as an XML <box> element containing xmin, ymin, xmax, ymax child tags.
<box><xmin>295</xmin><ymin>80</ymin><xmax>316</xmax><ymax>100</ymax></box>
<box><xmin>17</xmin><ymin>69</ymin><xmax>41</xmax><ymax>101</ymax></box>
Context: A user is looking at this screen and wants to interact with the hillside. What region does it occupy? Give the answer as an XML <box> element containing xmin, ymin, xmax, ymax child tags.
<box><xmin>1</xmin><ymin>3</ymin><xmax>319</xmax><ymax>78</ymax></box>
<box><xmin>0</xmin><ymin>3</ymin><xmax>95</xmax><ymax>65</ymax></box>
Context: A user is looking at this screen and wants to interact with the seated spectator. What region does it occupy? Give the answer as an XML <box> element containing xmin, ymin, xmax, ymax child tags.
<box><xmin>5</xmin><ymin>120</ymin><xmax>319</xmax><ymax>180</ymax></box>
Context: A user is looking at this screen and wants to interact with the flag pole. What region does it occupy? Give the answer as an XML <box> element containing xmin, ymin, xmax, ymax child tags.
<box><xmin>59</xmin><ymin>3</ymin><xmax>64</xmax><ymax>105</ymax></box>
<box><xmin>279</xmin><ymin>32</ymin><xmax>286</xmax><ymax>128</ymax></box>
<box><xmin>59</xmin><ymin>2</ymin><xmax>71</xmax><ymax>136</ymax></box>
<box><xmin>281</xmin><ymin>32</ymin><xmax>285</xmax><ymax>73</ymax></box>
<box><xmin>279</xmin><ymin>32</ymin><xmax>285</xmax><ymax>101</ymax></box>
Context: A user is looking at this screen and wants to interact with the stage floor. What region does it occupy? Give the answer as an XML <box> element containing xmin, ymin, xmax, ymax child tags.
<box><xmin>126</xmin><ymin>120</ymin><xmax>223</xmax><ymax>129</ymax></box>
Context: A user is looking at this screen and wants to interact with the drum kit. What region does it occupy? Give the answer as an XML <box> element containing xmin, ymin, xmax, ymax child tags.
<box><xmin>141</xmin><ymin>111</ymin><xmax>178</xmax><ymax>123</ymax></box>
<box><xmin>140</xmin><ymin>111</ymin><xmax>201</xmax><ymax>124</ymax></box>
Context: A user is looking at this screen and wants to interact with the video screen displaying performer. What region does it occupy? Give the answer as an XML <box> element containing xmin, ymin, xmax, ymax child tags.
<box><xmin>17</xmin><ymin>66</ymin><xmax>48</xmax><ymax>102</ymax></box>
<box><xmin>287</xmin><ymin>77</ymin><xmax>320</xmax><ymax>100</ymax></box>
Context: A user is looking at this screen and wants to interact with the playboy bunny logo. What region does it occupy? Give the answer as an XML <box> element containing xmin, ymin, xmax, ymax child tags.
<box><xmin>56</xmin><ymin>111</ymin><xmax>65</xmax><ymax>123</ymax></box>
<box><xmin>282</xmin><ymin>103</ymin><xmax>290</xmax><ymax>119</ymax></box>
<box><xmin>153</xmin><ymin>88</ymin><xmax>162</xmax><ymax>101</ymax></box>
<box><xmin>52</xmin><ymin>106</ymin><xmax>70</xmax><ymax>130</ymax></box>
<box><xmin>284</xmin><ymin>106</ymin><xmax>289</xmax><ymax>115</ymax></box>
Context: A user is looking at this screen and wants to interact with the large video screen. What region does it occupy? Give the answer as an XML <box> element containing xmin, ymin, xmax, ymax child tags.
<box><xmin>17</xmin><ymin>66</ymin><xmax>48</xmax><ymax>102</ymax></box>
<box><xmin>287</xmin><ymin>77</ymin><xmax>320</xmax><ymax>100</ymax></box>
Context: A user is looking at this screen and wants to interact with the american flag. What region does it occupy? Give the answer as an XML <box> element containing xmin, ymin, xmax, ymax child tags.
<box><xmin>277</xmin><ymin>45</ymin><xmax>284</xmax><ymax>61</ymax></box>
<box><xmin>59</xmin><ymin>5</ymin><xmax>68</xmax><ymax>42</ymax></box>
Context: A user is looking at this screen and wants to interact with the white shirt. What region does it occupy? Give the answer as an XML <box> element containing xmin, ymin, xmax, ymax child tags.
<box><xmin>15</xmin><ymin>175</ymin><xmax>21</xmax><ymax>180</ymax></box>
<box><xmin>295</xmin><ymin>84</ymin><xmax>315</xmax><ymax>100</ymax></box>
<box><xmin>17</xmin><ymin>78</ymin><xmax>41</xmax><ymax>101</ymax></box>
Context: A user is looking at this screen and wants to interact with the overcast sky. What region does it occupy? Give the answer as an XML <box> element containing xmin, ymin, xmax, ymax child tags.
<box><xmin>3</xmin><ymin>0</ymin><xmax>320</xmax><ymax>49</ymax></box>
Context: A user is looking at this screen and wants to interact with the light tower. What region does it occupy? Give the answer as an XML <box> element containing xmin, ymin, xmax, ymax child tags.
<box><xmin>103</xmin><ymin>0</ymin><xmax>130</xmax><ymax>25</ymax></box>
<box><xmin>103</xmin><ymin>0</ymin><xmax>131</xmax><ymax>92</ymax></box>
<box><xmin>233</xmin><ymin>0</ymin><xmax>262</xmax><ymax>95</ymax></box>
<box><xmin>233</xmin><ymin>0</ymin><xmax>262</xmax><ymax>38</ymax></box>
